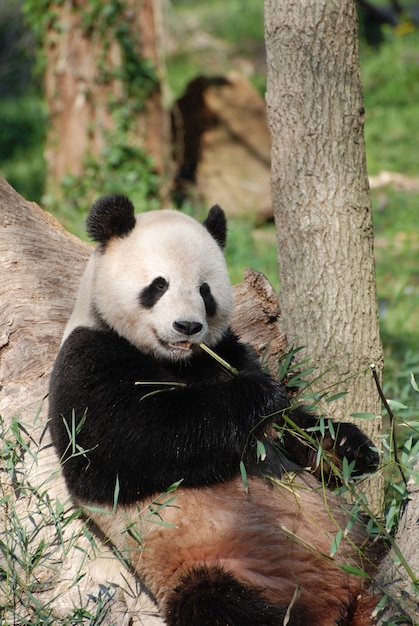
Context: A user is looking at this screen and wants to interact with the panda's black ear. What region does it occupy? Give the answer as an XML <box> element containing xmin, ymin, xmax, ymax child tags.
<box><xmin>87</xmin><ymin>194</ymin><xmax>136</xmax><ymax>244</ymax></box>
<box><xmin>203</xmin><ymin>205</ymin><xmax>227</xmax><ymax>249</ymax></box>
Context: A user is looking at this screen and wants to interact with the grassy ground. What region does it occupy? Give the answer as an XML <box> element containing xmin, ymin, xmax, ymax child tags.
<box><xmin>0</xmin><ymin>94</ymin><xmax>46</xmax><ymax>201</ymax></box>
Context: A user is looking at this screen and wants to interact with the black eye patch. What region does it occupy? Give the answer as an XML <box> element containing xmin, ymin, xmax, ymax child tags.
<box><xmin>140</xmin><ymin>277</ymin><xmax>169</xmax><ymax>308</ymax></box>
<box><xmin>200</xmin><ymin>282</ymin><xmax>217</xmax><ymax>317</ymax></box>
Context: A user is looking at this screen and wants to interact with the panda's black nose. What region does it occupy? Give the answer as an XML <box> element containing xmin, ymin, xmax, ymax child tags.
<box><xmin>173</xmin><ymin>320</ymin><xmax>203</xmax><ymax>336</ymax></box>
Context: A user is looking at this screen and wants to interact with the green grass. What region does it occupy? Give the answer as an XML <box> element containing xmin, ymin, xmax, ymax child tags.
<box><xmin>361</xmin><ymin>31</ymin><xmax>419</xmax><ymax>176</ymax></box>
<box><xmin>371</xmin><ymin>183</ymin><xmax>419</xmax><ymax>406</ymax></box>
<box><xmin>364</xmin><ymin>18</ymin><xmax>419</xmax><ymax>391</ymax></box>
<box><xmin>0</xmin><ymin>95</ymin><xmax>46</xmax><ymax>202</ymax></box>
<box><xmin>225</xmin><ymin>220</ymin><xmax>278</xmax><ymax>288</ymax></box>
<box><xmin>165</xmin><ymin>0</ymin><xmax>265</xmax><ymax>101</ymax></box>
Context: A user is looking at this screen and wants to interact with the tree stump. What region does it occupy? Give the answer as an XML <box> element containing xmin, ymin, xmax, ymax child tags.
<box><xmin>172</xmin><ymin>72</ymin><xmax>272</xmax><ymax>221</ymax></box>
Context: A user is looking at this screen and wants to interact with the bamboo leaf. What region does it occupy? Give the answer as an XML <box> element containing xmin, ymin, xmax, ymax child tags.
<box><xmin>240</xmin><ymin>461</ymin><xmax>249</xmax><ymax>493</ymax></box>
<box><xmin>330</xmin><ymin>530</ymin><xmax>343</xmax><ymax>556</ymax></box>
<box><xmin>340</xmin><ymin>564</ymin><xmax>370</xmax><ymax>578</ymax></box>
<box><xmin>134</xmin><ymin>381</ymin><xmax>186</xmax><ymax>387</ymax></box>
<box><xmin>325</xmin><ymin>392</ymin><xmax>348</xmax><ymax>403</ymax></box>
<box><xmin>256</xmin><ymin>439</ymin><xmax>267</xmax><ymax>462</ymax></box>
<box><xmin>113</xmin><ymin>475</ymin><xmax>120</xmax><ymax>513</ymax></box>
<box><xmin>327</xmin><ymin>418</ymin><xmax>335</xmax><ymax>439</ymax></box>
<box><xmin>387</xmin><ymin>399</ymin><xmax>408</xmax><ymax>411</ymax></box>
<box><xmin>85</xmin><ymin>505</ymin><xmax>113</xmax><ymax>515</ymax></box>
<box><xmin>165</xmin><ymin>479</ymin><xmax>183</xmax><ymax>493</ymax></box>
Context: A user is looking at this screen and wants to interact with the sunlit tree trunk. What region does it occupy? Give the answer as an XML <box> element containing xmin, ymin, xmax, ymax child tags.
<box><xmin>264</xmin><ymin>0</ymin><xmax>383</xmax><ymax>511</ymax></box>
<box><xmin>42</xmin><ymin>0</ymin><xmax>167</xmax><ymax>195</ymax></box>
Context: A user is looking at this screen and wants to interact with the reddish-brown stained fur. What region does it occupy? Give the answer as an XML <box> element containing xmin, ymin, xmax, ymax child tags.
<box><xmin>85</xmin><ymin>474</ymin><xmax>379</xmax><ymax>625</ymax></box>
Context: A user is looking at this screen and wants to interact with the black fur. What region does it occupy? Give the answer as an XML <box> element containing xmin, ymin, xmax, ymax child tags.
<box><xmin>140</xmin><ymin>277</ymin><xmax>169</xmax><ymax>308</ymax></box>
<box><xmin>48</xmin><ymin>325</ymin><xmax>378</xmax><ymax>505</ymax></box>
<box><xmin>199</xmin><ymin>282</ymin><xmax>217</xmax><ymax>316</ymax></box>
<box><xmin>87</xmin><ymin>194</ymin><xmax>136</xmax><ymax>244</ymax></box>
<box><xmin>165</xmin><ymin>565</ymin><xmax>308</xmax><ymax>626</ymax></box>
<box><xmin>203</xmin><ymin>205</ymin><xmax>227</xmax><ymax>249</ymax></box>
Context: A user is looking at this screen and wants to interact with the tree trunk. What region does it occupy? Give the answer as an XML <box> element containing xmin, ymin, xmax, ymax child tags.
<box><xmin>264</xmin><ymin>0</ymin><xmax>383</xmax><ymax>510</ymax></box>
<box><xmin>374</xmin><ymin>464</ymin><xmax>419</xmax><ymax>624</ymax></box>
<box><xmin>42</xmin><ymin>0</ymin><xmax>167</xmax><ymax>195</ymax></box>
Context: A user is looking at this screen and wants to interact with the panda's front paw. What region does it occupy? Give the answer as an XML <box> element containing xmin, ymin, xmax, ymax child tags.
<box><xmin>332</xmin><ymin>422</ymin><xmax>379</xmax><ymax>476</ymax></box>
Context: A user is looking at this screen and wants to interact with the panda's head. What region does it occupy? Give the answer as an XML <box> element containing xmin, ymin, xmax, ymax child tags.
<box><xmin>65</xmin><ymin>195</ymin><xmax>233</xmax><ymax>361</ymax></box>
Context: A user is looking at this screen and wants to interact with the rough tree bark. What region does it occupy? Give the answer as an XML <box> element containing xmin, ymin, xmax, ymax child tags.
<box><xmin>43</xmin><ymin>0</ymin><xmax>167</xmax><ymax>193</ymax></box>
<box><xmin>264</xmin><ymin>0</ymin><xmax>383</xmax><ymax>497</ymax></box>
<box><xmin>265</xmin><ymin>1</ymin><xmax>418</xmax><ymax>620</ymax></box>
<box><xmin>0</xmin><ymin>178</ymin><xmax>285</xmax><ymax>623</ymax></box>
<box><xmin>374</xmin><ymin>470</ymin><xmax>419</xmax><ymax>623</ymax></box>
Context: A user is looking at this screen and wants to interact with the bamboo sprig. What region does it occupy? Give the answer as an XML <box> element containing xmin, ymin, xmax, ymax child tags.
<box><xmin>134</xmin><ymin>380</ymin><xmax>187</xmax><ymax>401</ymax></box>
<box><xmin>134</xmin><ymin>381</ymin><xmax>187</xmax><ymax>388</ymax></box>
<box><xmin>199</xmin><ymin>343</ymin><xmax>239</xmax><ymax>376</ymax></box>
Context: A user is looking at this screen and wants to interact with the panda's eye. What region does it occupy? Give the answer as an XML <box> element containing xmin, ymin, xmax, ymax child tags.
<box><xmin>200</xmin><ymin>282</ymin><xmax>217</xmax><ymax>317</ymax></box>
<box><xmin>140</xmin><ymin>277</ymin><xmax>169</xmax><ymax>308</ymax></box>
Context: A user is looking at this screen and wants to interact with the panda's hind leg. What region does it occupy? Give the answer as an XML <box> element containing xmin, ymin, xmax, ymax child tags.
<box><xmin>164</xmin><ymin>564</ymin><xmax>307</xmax><ymax>626</ymax></box>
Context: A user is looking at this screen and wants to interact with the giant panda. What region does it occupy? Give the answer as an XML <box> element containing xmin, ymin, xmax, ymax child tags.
<box><xmin>49</xmin><ymin>194</ymin><xmax>380</xmax><ymax>626</ymax></box>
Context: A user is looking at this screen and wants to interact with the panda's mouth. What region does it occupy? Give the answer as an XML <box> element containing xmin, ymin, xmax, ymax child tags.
<box><xmin>154</xmin><ymin>330</ymin><xmax>194</xmax><ymax>356</ymax></box>
<box><xmin>168</xmin><ymin>341</ymin><xmax>192</xmax><ymax>353</ymax></box>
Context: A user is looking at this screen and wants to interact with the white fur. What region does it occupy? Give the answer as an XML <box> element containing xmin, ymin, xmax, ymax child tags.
<box><xmin>64</xmin><ymin>209</ymin><xmax>233</xmax><ymax>359</ymax></box>
<box><xmin>62</xmin><ymin>254</ymin><xmax>97</xmax><ymax>344</ymax></box>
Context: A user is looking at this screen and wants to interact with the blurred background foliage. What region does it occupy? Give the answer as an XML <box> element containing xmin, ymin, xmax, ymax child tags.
<box><xmin>0</xmin><ymin>0</ymin><xmax>418</xmax><ymax>411</ymax></box>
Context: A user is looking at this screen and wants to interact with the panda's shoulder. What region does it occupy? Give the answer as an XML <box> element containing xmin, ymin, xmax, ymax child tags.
<box><xmin>58</xmin><ymin>327</ymin><xmax>147</xmax><ymax>371</ymax></box>
<box><xmin>62</xmin><ymin>326</ymin><xmax>125</xmax><ymax>353</ymax></box>
<box><xmin>215</xmin><ymin>328</ymin><xmax>261</xmax><ymax>371</ymax></box>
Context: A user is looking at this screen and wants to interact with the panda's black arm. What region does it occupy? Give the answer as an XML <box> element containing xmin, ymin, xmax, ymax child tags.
<box><xmin>216</xmin><ymin>332</ymin><xmax>379</xmax><ymax>478</ymax></box>
<box><xmin>216</xmin><ymin>331</ymin><xmax>379</xmax><ymax>477</ymax></box>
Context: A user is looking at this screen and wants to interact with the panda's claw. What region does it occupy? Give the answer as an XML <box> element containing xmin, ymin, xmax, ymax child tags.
<box><xmin>334</xmin><ymin>423</ymin><xmax>379</xmax><ymax>475</ymax></box>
